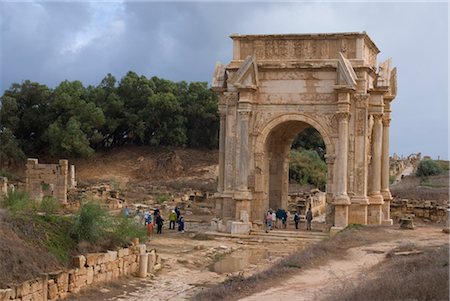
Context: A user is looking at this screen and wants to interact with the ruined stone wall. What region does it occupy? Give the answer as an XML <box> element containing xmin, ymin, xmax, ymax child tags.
<box><xmin>26</xmin><ymin>159</ymin><xmax>68</xmax><ymax>203</ymax></box>
<box><xmin>390</xmin><ymin>198</ymin><xmax>448</xmax><ymax>223</ymax></box>
<box><xmin>288</xmin><ymin>190</ymin><xmax>327</xmax><ymax>217</ymax></box>
<box><xmin>0</xmin><ymin>245</ymin><xmax>161</xmax><ymax>301</ymax></box>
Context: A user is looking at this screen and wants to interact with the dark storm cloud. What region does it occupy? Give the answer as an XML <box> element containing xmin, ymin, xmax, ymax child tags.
<box><xmin>0</xmin><ymin>1</ymin><xmax>448</xmax><ymax>159</ymax></box>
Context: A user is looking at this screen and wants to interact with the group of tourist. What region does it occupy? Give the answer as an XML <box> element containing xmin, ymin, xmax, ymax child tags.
<box><xmin>265</xmin><ymin>207</ymin><xmax>313</xmax><ymax>231</ymax></box>
<box><xmin>123</xmin><ymin>205</ymin><xmax>185</xmax><ymax>238</ymax></box>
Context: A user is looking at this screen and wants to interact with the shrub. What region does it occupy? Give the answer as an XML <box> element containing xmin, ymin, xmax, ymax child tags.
<box><xmin>2</xmin><ymin>191</ymin><xmax>35</xmax><ymax>213</ymax></box>
<box><xmin>155</xmin><ymin>193</ymin><xmax>170</xmax><ymax>204</ymax></box>
<box><xmin>110</xmin><ymin>216</ymin><xmax>148</xmax><ymax>247</ymax></box>
<box><xmin>416</xmin><ymin>160</ymin><xmax>443</xmax><ymax>177</ymax></box>
<box><xmin>71</xmin><ymin>202</ymin><xmax>111</xmax><ymax>243</ymax></box>
<box><xmin>40</xmin><ymin>196</ymin><xmax>60</xmax><ymax>215</ymax></box>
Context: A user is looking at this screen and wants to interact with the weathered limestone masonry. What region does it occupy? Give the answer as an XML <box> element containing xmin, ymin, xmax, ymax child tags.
<box><xmin>391</xmin><ymin>199</ymin><xmax>448</xmax><ymax>223</ymax></box>
<box><xmin>26</xmin><ymin>159</ymin><xmax>77</xmax><ymax>204</ymax></box>
<box><xmin>0</xmin><ymin>245</ymin><xmax>162</xmax><ymax>301</ymax></box>
<box><xmin>212</xmin><ymin>32</ymin><xmax>397</xmax><ymax>234</ymax></box>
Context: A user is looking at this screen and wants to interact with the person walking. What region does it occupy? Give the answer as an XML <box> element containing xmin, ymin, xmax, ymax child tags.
<box><xmin>282</xmin><ymin>209</ymin><xmax>288</xmax><ymax>229</ymax></box>
<box><xmin>306</xmin><ymin>207</ymin><xmax>313</xmax><ymax>231</ymax></box>
<box><xmin>294</xmin><ymin>211</ymin><xmax>300</xmax><ymax>230</ymax></box>
<box><xmin>178</xmin><ymin>216</ymin><xmax>185</xmax><ymax>233</ymax></box>
<box><xmin>156</xmin><ymin>212</ymin><xmax>164</xmax><ymax>234</ymax></box>
<box><xmin>276</xmin><ymin>208</ymin><xmax>283</xmax><ymax>229</ymax></box>
<box><xmin>169</xmin><ymin>210</ymin><xmax>177</xmax><ymax>230</ymax></box>
<box><xmin>266</xmin><ymin>210</ymin><xmax>273</xmax><ymax>231</ymax></box>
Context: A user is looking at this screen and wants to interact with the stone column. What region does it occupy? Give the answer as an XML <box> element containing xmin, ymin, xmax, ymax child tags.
<box><xmin>217</xmin><ymin>105</ymin><xmax>227</xmax><ymax>193</ymax></box>
<box><xmin>368</xmin><ymin>114</ymin><xmax>384</xmax><ymax>224</ymax></box>
<box><xmin>333</xmin><ymin>112</ymin><xmax>351</xmax><ymax>229</ymax></box>
<box><xmin>237</xmin><ymin>109</ymin><xmax>250</xmax><ymax>191</ymax></box>
<box><xmin>334</xmin><ymin>112</ymin><xmax>351</xmax><ymax>203</ymax></box>
<box><xmin>138</xmin><ymin>253</ymin><xmax>148</xmax><ymax>278</ymax></box>
<box><xmin>381</xmin><ymin>116</ymin><xmax>393</xmax><ymax>225</ymax></box>
<box><xmin>69</xmin><ymin>164</ymin><xmax>76</xmax><ymax>189</ymax></box>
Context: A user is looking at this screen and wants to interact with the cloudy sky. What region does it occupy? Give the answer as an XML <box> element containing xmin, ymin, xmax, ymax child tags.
<box><xmin>1</xmin><ymin>1</ymin><xmax>448</xmax><ymax>159</ymax></box>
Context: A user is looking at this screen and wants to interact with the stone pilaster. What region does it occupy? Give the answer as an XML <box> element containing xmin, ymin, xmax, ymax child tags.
<box><xmin>217</xmin><ymin>105</ymin><xmax>227</xmax><ymax>193</ymax></box>
<box><xmin>381</xmin><ymin>101</ymin><xmax>393</xmax><ymax>225</ymax></box>
<box><xmin>237</xmin><ymin>108</ymin><xmax>251</xmax><ymax>191</ymax></box>
<box><xmin>368</xmin><ymin>113</ymin><xmax>384</xmax><ymax>224</ymax></box>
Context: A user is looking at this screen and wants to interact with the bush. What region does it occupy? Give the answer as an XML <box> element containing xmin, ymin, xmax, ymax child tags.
<box><xmin>40</xmin><ymin>196</ymin><xmax>60</xmax><ymax>215</ymax></box>
<box><xmin>2</xmin><ymin>191</ymin><xmax>35</xmax><ymax>213</ymax></box>
<box><xmin>416</xmin><ymin>160</ymin><xmax>443</xmax><ymax>177</ymax></box>
<box><xmin>155</xmin><ymin>193</ymin><xmax>170</xmax><ymax>204</ymax></box>
<box><xmin>71</xmin><ymin>202</ymin><xmax>111</xmax><ymax>244</ymax></box>
<box><xmin>110</xmin><ymin>216</ymin><xmax>148</xmax><ymax>246</ymax></box>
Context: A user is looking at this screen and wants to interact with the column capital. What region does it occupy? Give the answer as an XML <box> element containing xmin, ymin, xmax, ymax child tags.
<box><xmin>371</xmin><ymin>113</ymin><xmax>383</xmax><ymax>121</ymax></box>
<box><xmin>335</xmin><ymin>112</ymin><xmax>351</xmax><ymax>122</ymax></box>
<box><xmin>382</xmin><ymin>118</ymin><xmax>391</xmax><ymax>127</ymax></box>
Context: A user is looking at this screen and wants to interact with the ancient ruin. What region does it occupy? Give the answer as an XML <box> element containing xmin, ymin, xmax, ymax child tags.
<box><xmin>212</xmin><ymin>32</ymin><xmax>398</xmax><ymax>233</ymax></box>
<box><xmin>26</xmin><ymin>158</ymin><xmax>76</xmax><ymax>204</ymax></box>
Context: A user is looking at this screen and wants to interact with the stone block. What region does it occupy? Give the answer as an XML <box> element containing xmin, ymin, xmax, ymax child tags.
<box><xmin>135</xmin><ymin>244</ymin><xmax>147</xmax><ymax>255</ymax></box>
<box><xmin>85</xmin><ymin>253</ymin><xmax>100</xmax><ymax>267</ymax></box>
<box><xmin>48</xmin><ymin>283</ymin><xmax>58</xmax><ymax>300</ymax></box>
<box><xmin>147</xmin><ymin>250</ymin><xmax>156</xmax><ymax>273</ymax></box>
<box><xmin>31</xmin><ymin>290</ymin><xmax>44</xmax><ymax>301</ymax></box>
<box><xmin>86</xmin><ymin>267</ymin><xmax>94</xmax><ymax>285</ymax></box>
<box><xmin>21</xmin><ymin>294</ymin><xmax>33</xmax><ymax>301</ymax></box>
<box><xmin>16</xmin><ymin>280</ymin><xmax>31</xmax><ymax>297</ymax></box>
<box><xmin>29</xmin><ymin>278</ymin><xmax>42</xmax><ymax>294</ymax></box>
<box><xmin>56</xmin><ymin>271</ymin><xmax>69</xmax><ymax>293</ymax></box>
<box><xmin>107</xmin><ymin>250</ymin><xmax>118</xmax><ymax>261</ymax></box>
<box><xmin>117</xmin><ymin>248</ymin><xmax>129</xmax><ymax>258</ymax></box>
<box><xmin>230</xmin><ymin>221</ymin><xmax>251</xmax><ymax>234</ymax></box>
<box><xmin>0</xmin><ymin>288</ymin><xmax>14</xmax><ymax>300</ymax></box>
<box><xmin>72</xmin><ymin>255</ymin><xmax>86</xmax><ymax>268</ymax></box>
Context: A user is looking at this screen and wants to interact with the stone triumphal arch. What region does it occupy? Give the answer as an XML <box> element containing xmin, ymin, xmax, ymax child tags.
<box><xmin>211</xmin><ymin>32</ymin><xmax>397</xmax><ymax>233</ymax></box>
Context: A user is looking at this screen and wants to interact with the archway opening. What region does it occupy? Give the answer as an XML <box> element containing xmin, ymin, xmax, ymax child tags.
<box><xmin>264</xmin><ymin>122</ymin><xmax>327</xmax><ymax>215</ymax></box>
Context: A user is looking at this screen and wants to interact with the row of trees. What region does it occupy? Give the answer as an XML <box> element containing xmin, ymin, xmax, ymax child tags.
<box><xmin>0</xmin><ymin>72</ymin><xmax>219</xmax><ymax>166</ymax></box>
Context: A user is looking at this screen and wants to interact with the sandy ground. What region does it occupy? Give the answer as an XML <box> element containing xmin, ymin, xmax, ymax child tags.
<box><xmin>66</xmin><ymin>223</ymin><xmax>449</xmax><ymax>301</ymax></box>
<box><xmin>67</xmin><ymin>227</ymin><xmax>316</xmax><ymax>301</ymax></box>
<box><xmin>239</xmin><ymin>225</ymin><xmax>449</xmax><ymax>301</ymax></box>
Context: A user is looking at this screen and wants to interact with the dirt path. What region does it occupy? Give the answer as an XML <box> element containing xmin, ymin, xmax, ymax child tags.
<box><xmin>239</xmin><ymin>226</ymin><xmax>448</xmax><ymax>301</ymax></box>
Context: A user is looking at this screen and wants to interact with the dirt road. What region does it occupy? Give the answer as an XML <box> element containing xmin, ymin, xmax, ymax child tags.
<box><xmin>239</xmin><ymin>226</ymin><xmax>448</xmax><ymax>301</ymax></box>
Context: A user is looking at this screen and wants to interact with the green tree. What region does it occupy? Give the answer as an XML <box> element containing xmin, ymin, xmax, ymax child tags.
<box><xmin>178</xmin><ymin>82</ymin><xmax>219</xmax><ymax>148</ymax></box>
<box><xmin>289</xmin><ymin>149</ymin><xmax>327</xmax><ymax>190</ymax></box>
<box><xmin>0</xmin><ymin>81</ymin><xmax>52</xmax><ymax>155</ymax></box>
<box><xmin>142</xmin><ymin>92</ymin><xmax>186</xmax><ymax>146</ymax></box>
<box><xmin>0</xmin><ymin>128</ymin><xmax>26</xmax><ymax>168</ymax></box>
<box><xmin>292</xmin><ymin>127</ymin><xmax>326</xmax><ymax>160</ymax></box>
<box><xmin>45</xmin><ymin>80</ymin><xmax>105</xmax><ymax>157</ymax></box>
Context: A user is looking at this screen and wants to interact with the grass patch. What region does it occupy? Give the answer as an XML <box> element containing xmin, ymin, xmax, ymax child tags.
<box><xmin>389</xmin><ymin>175</ymin><xmax>396</xmax><ymax>185</ymax></box>
<box><xmin>155</xmin><ymin>193</ymin><xmax>170</xmax><ymax>204</ymax></box>
<box><xmin>324</xmin><ymin>244</ymin><xmax>449</xmax><ymax>301</ymax></box>
<box><xmin>2</xmin><ymin>191</ymin><xmax>36</xmax><ymax>213</ymax></box>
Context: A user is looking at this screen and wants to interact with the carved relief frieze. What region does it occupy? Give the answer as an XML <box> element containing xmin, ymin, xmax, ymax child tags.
<box><xmin>355</xmin><ymin>108</ymin><xmax>366</xmax><ymax>136</ymax></box>
<box><xmin>224</xmin><ymin>92</ymin><xmax>239</xmax><ymax>106</ymax></box>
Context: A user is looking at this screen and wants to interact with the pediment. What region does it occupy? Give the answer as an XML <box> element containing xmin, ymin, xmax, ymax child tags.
<box><xmin>336</xmin><ymin>52</ymin><xmax>357</xmax><ymax>88</ymax></box>
<box><xmin>229</xmin><ymin>55</ymin><xmax>259</xmax><ymax>90</ymax></box>
<box><xmin>212</xmin><ymin>62</ymin><xmax>227</xmax><ymax>91</ymax></box>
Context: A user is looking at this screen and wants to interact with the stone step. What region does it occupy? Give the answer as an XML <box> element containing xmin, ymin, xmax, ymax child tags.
<box><xmin>250</xmin><ymin>230</ymin><xmax>329</xmax><ymax>240</ymax></box>
<box><xmin>204</xmin><ymin>231</ymin><xmax>328</xmax><ymax>243</ymax></box>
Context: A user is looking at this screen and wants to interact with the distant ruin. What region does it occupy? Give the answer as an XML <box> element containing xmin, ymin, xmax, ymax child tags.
<box><xmin>25</xmin><ymin>158</ymin><xmax>76</xmax><ymax>204</ymax></box>
<box><xmin>212</xmin><ymin>32</ymin><xmax>397</xmax><ymax>233</ymax></box>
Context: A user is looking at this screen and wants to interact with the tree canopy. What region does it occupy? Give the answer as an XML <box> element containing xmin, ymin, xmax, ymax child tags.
<box><xmin>0</xmin><ymin>73</ymin><xmax>218</xmax><ymax>166</ymax></box>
